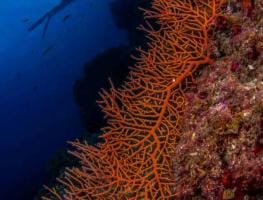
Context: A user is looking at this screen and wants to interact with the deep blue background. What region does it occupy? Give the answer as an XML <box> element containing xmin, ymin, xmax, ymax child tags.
<box><xmin>0</xmin><ymin>0</ymin><xmax>127</xmax><ymax>199</ymax></box>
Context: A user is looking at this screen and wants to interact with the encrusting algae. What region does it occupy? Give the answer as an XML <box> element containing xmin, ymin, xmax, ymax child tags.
<box><xmin>174</xmin><ymin>0</ymin><xmax>263</xmax><ymax>199</ymax></box>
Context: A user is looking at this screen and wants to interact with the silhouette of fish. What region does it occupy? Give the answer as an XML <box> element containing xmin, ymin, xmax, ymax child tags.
<box><xmin>62</xmin><ymin>14</ymin><xmax>72</xmax><ymax>22</ymax></box>
<box><xmin>42</xmin><ymin>45</ymin><xmax>55</xmax><ymax>55</ymax></box>
<box><xmin>22</xmin><ymin>18</ymin><xmax>30</xmax><ymax>23</ymax></box>
<box><xmin>28</xmin><ymin>0</ymin><xmax>76</xmax><ymax>39</ymax></box>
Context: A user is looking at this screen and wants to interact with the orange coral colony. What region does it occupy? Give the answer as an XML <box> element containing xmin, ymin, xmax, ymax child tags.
<box><xmin>43</xmin><ymin>0</ymin><xmax>224</xmax><ymax>199</ymax></box>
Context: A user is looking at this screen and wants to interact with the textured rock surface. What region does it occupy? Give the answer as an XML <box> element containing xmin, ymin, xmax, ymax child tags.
<box><xmin>174</xmin><ymin>0</ymin><xmax>263</xmax><ymax>199</ymax></box>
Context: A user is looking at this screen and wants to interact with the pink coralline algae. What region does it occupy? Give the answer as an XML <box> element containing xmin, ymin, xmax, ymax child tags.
<box><xmin>173</xmin><ymin>0</ymin><xmax>263</xmax><ymax>199</ymax></box>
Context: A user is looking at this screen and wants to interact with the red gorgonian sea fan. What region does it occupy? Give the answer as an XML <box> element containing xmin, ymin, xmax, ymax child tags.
<box><xmin>42</xmin><ymin>0</ymin><xmax>224</xmax><ymax>199</ymax></box>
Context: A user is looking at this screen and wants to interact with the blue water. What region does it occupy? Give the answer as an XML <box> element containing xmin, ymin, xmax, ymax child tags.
<box><xmin>0</xmin><ymin>0</ymin><xmax>128</xmax><ymax>199</ymax></box>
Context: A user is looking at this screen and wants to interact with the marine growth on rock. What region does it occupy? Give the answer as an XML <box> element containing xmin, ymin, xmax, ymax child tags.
<box><xmin>42</xmin><ymin>0</ymin><xmax>263</xmax><ymax>199</ymax></box>
<box><xmin>174</xmin><ymin>0</ymin><xmax>263</xmax><ymax>199</ymax></box>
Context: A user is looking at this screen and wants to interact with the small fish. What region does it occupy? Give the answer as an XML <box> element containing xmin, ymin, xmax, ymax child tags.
<box><xmin>42</xmin><ymin>45</ymin><xmax>55</xmax><ymax>55</ymax></box>
<box><xmin>62</xmin><ymin>14</ymin><xmax>72</xmax><ymax>22</ymax></box>
<box><xmin>22</xmin><ymin>18</ymin><xmax>30</xmax><ymax>23</ymax></box>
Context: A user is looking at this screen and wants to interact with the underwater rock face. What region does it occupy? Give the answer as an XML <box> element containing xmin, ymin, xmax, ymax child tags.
<box><xmin>73</xmin><ymin>46</ymin><xmax>132</xmax><ymax>133</ymax></box>
<box><xmin>38</xmin><ymin>0</ymin><xmax>262</xmax><ymax>199</ymax></box>
<box><xmin>73</xmin><ymin>0</ymin><xmax>151</xmax><ymax>134</ymax></box>
<box><xmin>174</xmin><ymin>0</ymin><xmax>263</xmax><ymax>199</ymax></box>
<box><xmin>109</xmin><ymin>0</ymin><xmax>151</xmax><ymax>46</ymax></box>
